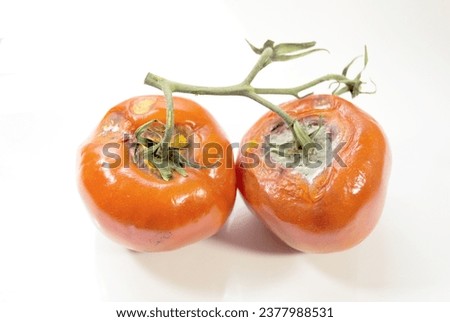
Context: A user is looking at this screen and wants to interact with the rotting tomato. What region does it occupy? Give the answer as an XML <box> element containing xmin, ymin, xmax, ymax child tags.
<box><xmin>78</xmin><ymin>95</ymin><xmax>236</xmax><ymax>252</ymax></box>
<box><xmin>237</xmin><ymin>94</ymin><xmax>391</xmax><ymax>253</ymax></box>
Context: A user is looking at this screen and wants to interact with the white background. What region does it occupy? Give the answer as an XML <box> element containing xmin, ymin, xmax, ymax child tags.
<box><xmin>1</xmin><ymin>0</ymin><xmax>450</xmax><ymax>305</ymax></box>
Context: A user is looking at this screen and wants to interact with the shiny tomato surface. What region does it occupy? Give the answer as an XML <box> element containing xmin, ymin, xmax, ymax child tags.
<box><xmin>79</xmin><ymin>96</ymin><xmax>236</xmax><ymax>251</ymax></box>
<box><xmin>237</xmin><ymin>94</ymin><xmax>391</xmax><ymax>253</ymax></box>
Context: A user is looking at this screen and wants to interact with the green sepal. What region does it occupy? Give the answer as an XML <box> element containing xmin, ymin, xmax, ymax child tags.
<box><xmin>273</xmin><ymin>41</ymin><xmax>316</xmax><ymax>55</ymax></box>
<box><xmin>173</xmin><ymin>163</ymin><xmax>188</xmax><ymax>177</ymax></box>
<box><xmin>154</xmin><ymin>163</ymin><xmax>173</xmax><ymax>181</ymax></box>
<box><xmin>273</xmin><ymin>48</ymin><xmax>328</xmax><ymax>62</ymax></box>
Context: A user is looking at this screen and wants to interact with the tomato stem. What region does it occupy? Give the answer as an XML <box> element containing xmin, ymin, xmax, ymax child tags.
<box><xmin>144</xmin><ymin>40</ymin><xmax>370</xmax><ymax>158</ymax></box>
<box><xmin>161</xmin><ymin>82</ymin><xmax>174</xmax><ymax>159</ymax></box>
<box><xmin>244</xmin><ymin>92</ymin><xmax>312</xmax><ymax>148</ymax></box>
<box><xmin>241</xmin><ymin>45</ymin><xmax>273</xmax><ymax>84</ymax></box>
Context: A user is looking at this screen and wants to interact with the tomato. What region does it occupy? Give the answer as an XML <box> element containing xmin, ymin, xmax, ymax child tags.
<box><xmin>236</xmin><ymin>94</ymin><xmax>391</xmax><ymax>253</ymax></box>
<box><xmin>78</xmin><ymin>95</ymin><xmax>236</xmax><ymax>252</ymax></box>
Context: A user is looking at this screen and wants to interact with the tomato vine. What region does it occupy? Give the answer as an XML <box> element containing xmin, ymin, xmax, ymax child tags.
<box><xmin>143</xmin><ymin>40</ymin><xmax>373</xmax><ymax>180</ymax></box>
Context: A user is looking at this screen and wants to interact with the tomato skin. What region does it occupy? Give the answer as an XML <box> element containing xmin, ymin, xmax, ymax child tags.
<box><xmin>237</xmin><ymin>95</ymin><xmax>391</xmax><ymax>253</ymax></box>
<box><xmin>78</xmin><ymin>96</ymin><xmax>236</xmax><ymax>252</ymax></box>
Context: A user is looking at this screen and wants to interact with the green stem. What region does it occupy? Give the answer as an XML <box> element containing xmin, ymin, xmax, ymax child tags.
<box><xmin>138</xmin><ymin>40</ymin><xmax>371</xmax><ymax>181</ymax></box>
<box><xmin>145</xmin><ymin>73</ymin><xmax>248</xmax><ymax>96</ymax></box>
<box><xmin>144</xmin><ymin>72</ymin><xmax>355</xmax><ymax>149</ymax></box>
<box><xmin>244</xmin><ymin>92</ymin><xmax>311</xmax><ymax>148</ymax></box>
<box><xmin>146</xmin><ymin>72</ymin><xmax>314</xmax><ymax>148</ymax></box>
<box><xmin>242</xmin><ymin>46</ymin><xmax>273</xmax><ymax>84</ymax></box>
<box><xmin>254</xmin><ymin>74</ymin><xmax>349</xmax><ymax>96</ymax></box>
<box><xmin>244</xmin><ymin>92</ymin><xmax>294</xmax><ymax>125</ymax></box>
<box><xmin>144</xmin><ymin>42</ymin><xmax>366</xmax><ymax>151</ymax></box>
<box><xmin>145</xmin><ymin>73</ymin><xmax>350</xmax><ymax>98</ymax></box>
<box><xmin>161</xmin><ymin>82</ymin><xmax>174</xmax><ymax>159</ymax></box>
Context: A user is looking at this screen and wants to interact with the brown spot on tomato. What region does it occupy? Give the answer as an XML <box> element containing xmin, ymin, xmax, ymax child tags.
<box><xmin>131</xmin><ymin>98</ymin><xmax>156</xmax><ymax>115</ymax></box>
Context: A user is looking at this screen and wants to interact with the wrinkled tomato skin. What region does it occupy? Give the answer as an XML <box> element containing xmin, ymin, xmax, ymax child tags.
<box><xmin>237</xmin><ymin>95</ymin><xmax>391</xmax><ymax>253</ymax></box>
<box><xmin>78</xmin><ymin>96</ymin><xmax>236</xmax><ymax>252</ymax></box>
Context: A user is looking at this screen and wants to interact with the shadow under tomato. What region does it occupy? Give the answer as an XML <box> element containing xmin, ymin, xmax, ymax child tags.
<box><xmin>94</xmin><ymin>231</ymin><xmax>230</xmax><ymax>301</ymax></box>
<box><xmin>94</xmin><ymin>214</ymin><xmax>300</xmax><ymax>301</ymax></box>
<box><xmin>94</xmin><ymin>193</ymin><xmax>446</xmax><ymax>301</ymax></box>
<box><xmin>303</xmin><ymin>196</ymin><xmax>405</xmax><ymax>297</ymax></box>
<box><xmin>306</xmin><ymin>238</ymin><xmax>390</xmax><ymax>290</ymax></box>
<box><xmin>211</xmin><ymin>203</ymin><xmax>298</xmax><ymax>255</ymax></box>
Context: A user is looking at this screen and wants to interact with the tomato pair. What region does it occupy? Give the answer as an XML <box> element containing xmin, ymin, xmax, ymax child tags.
<box><xmin>78</xmin><ymin>93</ymin><xmax>390</xmax><ymax>253</ymax></box>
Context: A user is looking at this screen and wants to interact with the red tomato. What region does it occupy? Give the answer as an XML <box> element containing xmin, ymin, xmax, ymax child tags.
<box><xmin>78</xmin><ymin>96</ymin><xmax>236</xmax><ymax>251</ymax></box>
<box><xmin>237</xmin><ymin>94</ymin><xmax>391</xmax><ymax>253</ymax></box>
